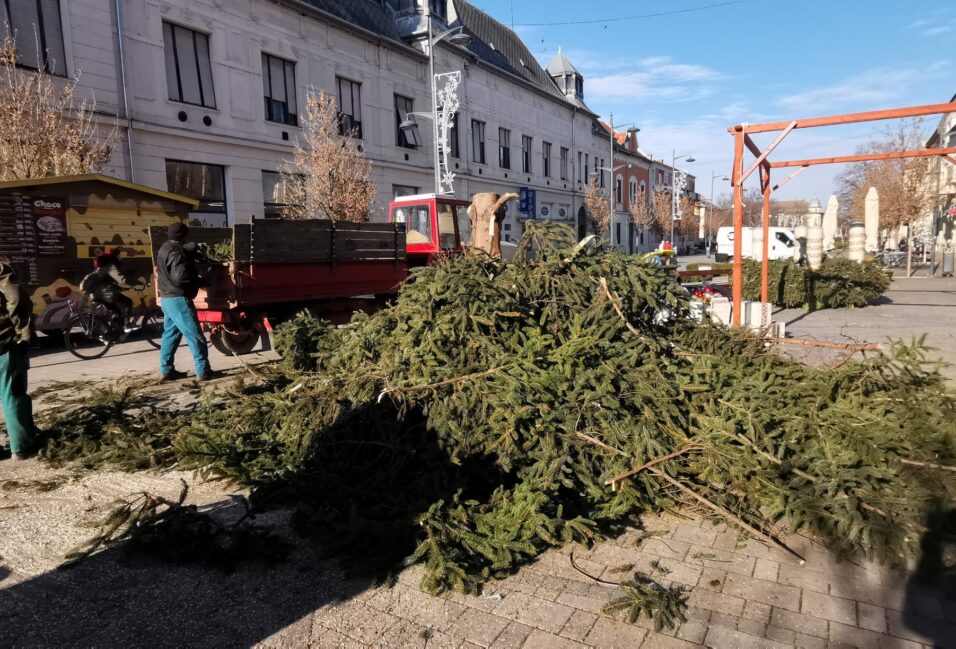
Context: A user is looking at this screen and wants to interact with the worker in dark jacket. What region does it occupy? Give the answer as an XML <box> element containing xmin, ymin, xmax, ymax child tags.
<box><xmin>156</xmin><ymin>223</ymin><xmax>212</xmax><ymax>381</ymax></box>
<box><xmin>0</xmin><ymin>257</ymin><xmax>36</xmax><ymax>460</ymax></box>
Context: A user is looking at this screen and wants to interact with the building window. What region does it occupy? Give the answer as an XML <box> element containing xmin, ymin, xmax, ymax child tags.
<box><xmin>560</xmin><ymin>147</ymin><xmax>569</xmax><ymax>180</ymax></box>
<box><xmin>615</xmin><ymin>176</ymin><xmax>623</xmax><ymax>205</ymax></box>
<box><xmin>163</xmin><ymin>22</ymin><xmax>216</xmax><ymax>108</ymax></box>
<box><xmin>599</xmin><ymin>159</ymin><xmax>605</xmax><ymax>188</ymax></box>
<box><xmin>262</xmin><ymin>170</ymin><xmax>299</xmax><ymax>219</ymax></box>
<box><xmin>522</xmin><ymin>135</ymin><xmax>532</xmax><ymax>174</ymax></box>
<box><xmin>393</xmin><ymin>185</ymin><xmax>419</xmax><ymax>198</ymax></box>
<box><xmin>337</xmin><ymin>77</ymin><xmax>362</xmax><ymax>138</ymax></box>
<box><xmin>166</xmin><ymin>160</ymin><xmax>226</xmax><ymax>215</ymax></box>
<box><xmin>542</xmin><ymin>142</ymin><xmax>552</xmax><ymax>177</ymax></box>
<box><xmin>498</xmin><ymin>128</ymin><xmax>511</xmax><ymax>168</ymax></box>
<box><xmin>577</xmin><ymin>152</ymin><xmax>582</xmax><ymax>183</ymax></box>
<box><xmin>428</xmin><ymin>0</ymin><xmax>447</xmax><ymax>20</ymax></box>
<box><xmin>261</xmin><ymin>54</ymin><xmax>297</xmax><ymax>126</ymax></box>
<box><xmin>472</xmin><ymin>119</ymin><xmax>486</xmax><ymax>164</ymax></box>
<box><xmin>657</xmin><ymin>170</ymin><xmax>664</xmax><ymax>184</ymax></box>
<box><xmin>395</xmin><ymin>94</ymin><xmax>416</xmax><ymax>148</ymax></box>
<box><xmin>1</xmin><ymin>0</ymin><xmax>66</xmax><ymax>75</ymax></box>
<box><xmin>615</xmin><ymin>222</ymin><xmax>621</xmax><ymax>246</ymax></box>
<box><xmin>584</xmin><ymin>154</ymin><xmax>589</xmax><ymax>182</ymax></box>
<box><xmin>448</xmin><ymin>111</ymin><xmax>460</xmax><ymax>158</ymax></box>
<box><xmin>629</xmin><ymin>178</ymin><xmax>637</xmax><ymax>204</ymax></box>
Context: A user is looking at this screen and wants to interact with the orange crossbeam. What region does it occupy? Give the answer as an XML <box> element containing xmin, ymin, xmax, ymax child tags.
<box><xmin>732</xmin><ymin>102</ymin><xmax>956</xmax><ymax>135</ymax></box>
<box><xmin>945</xmin><ymin>156</ymin><xmax>956</xmax><ymax>167</ymax></box>
<box><xmin>770</xmin><ymin>147</ymin><xmax>956</xmax><ymax>168</ymax></box>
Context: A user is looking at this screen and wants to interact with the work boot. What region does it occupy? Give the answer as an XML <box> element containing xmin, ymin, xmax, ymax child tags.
<box><xmin>160</xmin><ymin>369</ymin><xmax>188</xmax><ymax>382</ymax></box>
<box><xmin>197</xmin><ymin>370</ymin><xmax>223</xmax><ymax>382</ymax></box>
<box><xmin>11</xmin><ymin>451</ymin><xmax>33</xmax><ymax>461</ymax></box>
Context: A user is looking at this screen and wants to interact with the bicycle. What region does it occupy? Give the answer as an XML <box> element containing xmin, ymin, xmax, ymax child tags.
<box><xmin>63</xmin><ymin>285</ymin><xmax>165</xmax><ymax>360</ymax></box>
<box><xmin>874</xmin><ymin>250</ymin><xmax>905</xmax><ymax>268</ymax></box>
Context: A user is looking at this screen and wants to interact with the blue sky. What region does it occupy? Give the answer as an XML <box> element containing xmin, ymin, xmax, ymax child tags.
<box><xmin>473</xmin><ymin>0</ymin><xmax>952</xmax><ymax>203</ymax></box>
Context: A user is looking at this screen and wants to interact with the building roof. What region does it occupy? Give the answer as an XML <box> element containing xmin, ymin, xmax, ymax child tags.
<box><xmin>0</xmin><ymin>174</ymin><xmax>199</xmax><ymax>207</ymax></box>
<box><xmin>297</xmin><ymin>0</ymin><xmax>407</xmax><ymax>42</ymax></box>
<box><xmin>453</xmin><ymin>1</ymin><xmax>574</xmax><ymax>106</ymax></box>
<box><xmin>546</xmin><ymin>47</ymin><xmax>579</xmax><ymax>76</ymax></box>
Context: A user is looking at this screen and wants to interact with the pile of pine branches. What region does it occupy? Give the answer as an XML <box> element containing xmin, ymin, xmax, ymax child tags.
<box><xmin>38</xmin><ymin>222</ymin><xmax>954</xmax><ymax>629</ymax></box>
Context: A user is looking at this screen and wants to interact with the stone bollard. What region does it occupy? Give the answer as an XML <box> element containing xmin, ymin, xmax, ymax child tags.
<box><xmin>864</xmin><ymin>187</ymin><xmax>879</xmax><ymax>253</ymax></box>
<box><xmin>794</xmin><ymin>224</ymin><xmax>808</xmax><ymax>263</ymax></box>
<box><xmin>806</xmin><ymin>199</ymin><xmax>824</xmax><ymax>270</ymax></box>
<box><xmin>848</xmin><ymin>222</ymin><xmax>865</xmax><ymax>262</ymax></box>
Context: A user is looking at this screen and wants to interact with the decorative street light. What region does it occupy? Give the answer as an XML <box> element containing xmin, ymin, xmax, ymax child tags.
<box><xmin>594</xmin><ymin>113</ymin><xmax>639</xmax><ymax>246</ymax></box>
<box><xmin>670</xmin><ymin>150</ymin><xmax>695</xmax><ymax>246</ymax></box>
<box><xmin>398</xmin><ymin>9</ymin><xmax>471</xmax><ymax>196</ymax></box>
<box><xmin>709</xmin><ymin>171</ymin><xmax>729</xmax><ymax>256</ymax></box>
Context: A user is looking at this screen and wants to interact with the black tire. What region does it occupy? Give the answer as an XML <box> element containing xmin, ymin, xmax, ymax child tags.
<box><xmin>210</xmin><ymin>328</ymin><xmax>260</xmax><ymax>355</ymax></box>
<box><xmin>64</xmin><ymin>313</ymin><xmax>114</xmax><ymax>360</ymax></box>
<box><xmin>142</xmin><ymin>308</ymin><xmax>164</xmax><ymax>349</ymax></box>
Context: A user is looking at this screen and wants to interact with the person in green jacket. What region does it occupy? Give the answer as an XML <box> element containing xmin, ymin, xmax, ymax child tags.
<box><xmin>0</xmin><ymin>256</ymin><xmax>36</xmax><ymax>460</ymax></box>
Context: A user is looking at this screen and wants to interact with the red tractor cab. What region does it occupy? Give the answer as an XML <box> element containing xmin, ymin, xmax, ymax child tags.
<box><xmin>388</xmin><ymin>194</ymin><xmax>471</xmax><ymax>265</ymax></box>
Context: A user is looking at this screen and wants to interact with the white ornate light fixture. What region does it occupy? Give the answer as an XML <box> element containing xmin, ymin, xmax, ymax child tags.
<box><xmin>435</xmin><ymin>71</ymin><xmax>461</xmax><ymax>195</ymax></box>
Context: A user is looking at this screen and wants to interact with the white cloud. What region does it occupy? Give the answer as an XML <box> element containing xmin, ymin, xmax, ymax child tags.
<box><xmin>585</xmin><ymin>56</ymin><xmax>722</xmax><ymax>104</ymax></box>
<box><xmin>921</xmin><ymin>25</ymin><xmax>951</xmax><ymax>37</ymax></box>
<box><xmin>775</xmin><ymin>66</ymin><xmax>946</xmax><ymax>113</ymax></box>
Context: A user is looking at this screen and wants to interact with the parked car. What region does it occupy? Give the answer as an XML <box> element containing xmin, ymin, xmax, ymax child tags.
<box><xmin>715</xmin><ymin>226</ymin><xmax>796</xmax><ymax>263</ymax></box>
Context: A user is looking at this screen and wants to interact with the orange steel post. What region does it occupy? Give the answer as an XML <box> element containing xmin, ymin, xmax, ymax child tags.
<box><xmin>770</xmin><ymin>146</ymin><xmax>956</xmax><ymax>168</ymax></box>
<box><xmin>760</xmin><ymin>166</ymin><xmax>771</xmax><ymax>304</ymax></box>
<box><xmin>732</xmin><ymin>129</ymin><xmax>745</xmax><ymax>326</ymax></box>
<box><xmin>739</xmin><ymin>102</ymin><xmax>956</xmax><ymax>134</ymax></box>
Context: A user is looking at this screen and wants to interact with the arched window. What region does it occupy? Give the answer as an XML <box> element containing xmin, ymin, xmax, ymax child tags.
<box><xmin>615</xmin><ymin>175</ymin><xmax>624</xmax><ymax>207</ymax></box>
<box><xmin>629</xmin><ymin>178</ymin><xmax>637</xmax><ymax>205</ymax></box>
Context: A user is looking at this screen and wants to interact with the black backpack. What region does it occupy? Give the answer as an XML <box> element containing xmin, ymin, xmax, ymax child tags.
<box><xmin>80</xmin><ymin>270</ymin><xmax>98</xmax><ymax>294</ymax></box>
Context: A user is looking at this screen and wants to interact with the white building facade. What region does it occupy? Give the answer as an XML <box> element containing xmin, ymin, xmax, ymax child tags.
<box><xmin>3</xmin><ymin>0</ymin><xmax>613</xmax><ymax>239</ymax></box>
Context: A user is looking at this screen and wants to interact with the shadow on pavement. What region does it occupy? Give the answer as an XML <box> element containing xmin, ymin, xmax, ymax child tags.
<box><xmin>902</xmin><ymin>507</ymin><xmax>956</xmax><ymax>647</ymax></box>
<box><xmin>0</xmin><ymin>500</ymin><xmax>367</xmax><ymax>647</ymax></box>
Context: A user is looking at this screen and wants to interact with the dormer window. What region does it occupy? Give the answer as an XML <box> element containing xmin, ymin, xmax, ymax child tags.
<box><xmin>429</xmin><ymin>0</ymin><xmax>446</xmax><ymax>19</ymax></box>
<box><xmin>575</xmin><ymin>77</ymin><xmax>583</xmax><ymax>96</ymax></box>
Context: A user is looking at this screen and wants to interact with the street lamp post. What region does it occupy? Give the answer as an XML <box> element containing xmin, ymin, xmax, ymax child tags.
<box><xmin>602</xmin><ymin>113</ymin><xmax>639</xmax><ymax>247</ymax></box>
<box><xmin>709</xmin><ymin>171</ymin><xmax>729</xmax><ymax>257</ymax></box>
<box><xmin>399</xmin><ymin>10</ymin><xmax>471</xmax><ymax>196</ymax></box>
<box><xmin>670</xmin><ymin>150</ymin><xmax>695</xmax><ymax>248</ymax></box>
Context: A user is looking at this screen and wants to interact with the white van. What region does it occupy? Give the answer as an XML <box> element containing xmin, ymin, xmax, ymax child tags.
<box><xmin>715</xmin><ymin>226</ymin><xmax>796</xmax><ymax>263</ymax></box>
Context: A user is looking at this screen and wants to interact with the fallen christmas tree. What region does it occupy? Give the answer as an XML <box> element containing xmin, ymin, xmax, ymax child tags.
<box><xmin>37</xmin><ymin>222</ymin><xmax>955</xmax><ymax>628</ymax></box>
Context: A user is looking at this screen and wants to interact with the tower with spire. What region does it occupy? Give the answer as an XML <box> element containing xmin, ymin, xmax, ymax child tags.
<box><xmin>546</xmin><ymin>47</ymin><xmax>587</xmax><ymax>108</ymax></box>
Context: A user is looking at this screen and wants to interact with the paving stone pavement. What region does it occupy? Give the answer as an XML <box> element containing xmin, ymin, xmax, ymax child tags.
<box><xmin>254</xmin><ymin>513</ymin><xmax>953</xmax><ymax>648</ymax></box>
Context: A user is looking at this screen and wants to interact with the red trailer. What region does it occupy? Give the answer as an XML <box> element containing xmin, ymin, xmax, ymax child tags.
<box><xmin>150</xmin><ymin>195</ymin><xmax>470</xmax><ymax>354</ymax></box>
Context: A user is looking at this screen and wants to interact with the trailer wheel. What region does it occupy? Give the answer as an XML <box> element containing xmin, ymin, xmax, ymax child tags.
<box><xmin>210</xmin><ymin>327</ymin><xmax>260</xmax><ymax>355</ymax></box>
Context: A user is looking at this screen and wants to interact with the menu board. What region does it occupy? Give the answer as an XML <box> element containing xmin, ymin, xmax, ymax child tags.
<box><xmin>0</xmin><ymin>194</ymin><xmax>68</xmax><ymax>284</ymax></box>
<box><xmin>32</xmin><ymin>197</ymin><xmax>67</xmax><ymax>256</ymax></box>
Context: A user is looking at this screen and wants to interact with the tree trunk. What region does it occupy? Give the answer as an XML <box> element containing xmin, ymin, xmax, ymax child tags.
<box><xmin>467</xmin><ymin>192</ymin><xmax>518</xmax><ymax>257</ymax></box>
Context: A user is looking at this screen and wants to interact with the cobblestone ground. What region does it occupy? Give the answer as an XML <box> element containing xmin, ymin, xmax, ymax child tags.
<box><xmin>265</xmin><ymin>515</ymin><xmax>954</xmax><ymax>649</ymax></box>
<box><xmin>1</xmin><ymin>452</ymin><xmax>951</xmax><ymax>648</ymax></box>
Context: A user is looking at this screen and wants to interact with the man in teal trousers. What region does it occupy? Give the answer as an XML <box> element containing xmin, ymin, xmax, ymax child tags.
<box><xmin>0</xmin><ymin>256</ymin><xmax>36</xmax><ymax>460</ymax></box>
<box><xmin>155</xmin><ymin>223</ymin><xmax>214</xmax><ymax>381</ymax></box>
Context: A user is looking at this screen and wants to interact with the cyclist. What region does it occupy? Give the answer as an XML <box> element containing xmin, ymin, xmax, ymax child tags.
<box><xmin>81</xmin><ymin>248</ymin><xmax>136</xmax><ymax>333</ymax></box>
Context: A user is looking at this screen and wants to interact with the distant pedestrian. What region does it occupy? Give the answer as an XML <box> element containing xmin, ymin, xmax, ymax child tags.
<box><xmin>155</xmin><ymin>223</ymin><xmax>213</xmax><ymax>381</ymax></box>
<box><xmin>0</xmin><ymin>256</ymin><xmax>37</xmax><ymax>460</ymax></box>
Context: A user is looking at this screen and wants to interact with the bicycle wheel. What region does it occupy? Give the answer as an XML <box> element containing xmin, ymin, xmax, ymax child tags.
<box><xmin>142</xmin><ymin>308</ymin><xmax>165</xmax><ymax>349</ymax></box>
<box><xmin>64</xmin><ymin>313</ymin><xmax>114</xmax><ymax>360</ymax></box>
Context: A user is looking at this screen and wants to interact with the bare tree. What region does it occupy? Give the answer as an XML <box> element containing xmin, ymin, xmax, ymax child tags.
<box><xmin>836</xmin><ymin>119</ymin><xmax>934</xmax><ymax>244</ymax></box>
<box><xmin>675</xmin><ymin>196</ymin><xmax>700</xmax><ymax>238</ymax></box>
<box><xmin>0</xmin><ymin>37</ymin><xmax>113</xmax><ymax>180</ymax></box>
<box><xmin>584</xmin><ymin>176</ymin><xmax>610</xmax><ymax>236</ymax></box>
<box><xmin>281</xmin><ymin>90</ymin><xmax>375</xmax><ymax>221</ymax></box>
<box><xmin>628</xmin><ymin>186</ymin><xmax>673</xmax><ymax>240</ymax></box>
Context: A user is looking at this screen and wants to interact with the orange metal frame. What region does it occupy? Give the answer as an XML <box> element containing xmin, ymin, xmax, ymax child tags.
<box><xmin>726</xmin><ymin>101</ymin><xmax>956</xmax><ymax>326</ymax></box>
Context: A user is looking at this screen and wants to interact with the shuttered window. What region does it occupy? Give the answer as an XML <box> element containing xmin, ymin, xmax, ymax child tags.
<box><xmin>163</xmin><ymin>22</ymin><xmax>216</xmax><ymax>108</ymax></box>
<box><xmin>0</xmin><ymin>0</ymin><xmax>66</xmax><ymax>75</ymax></box>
